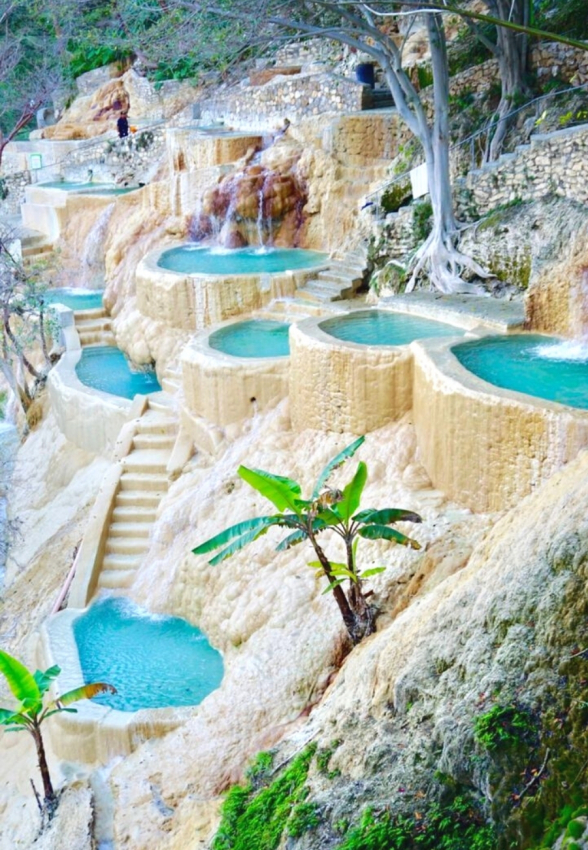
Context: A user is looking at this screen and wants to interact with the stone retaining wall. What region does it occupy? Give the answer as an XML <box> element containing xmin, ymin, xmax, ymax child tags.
<box><xmin>455</xmin><ymin>123</ymin><xmax>588</xmax><ymax>218</ymax></box>
<box><xmin>199</xmin><ymin>72</ymin><xmax>369</xmax><ymax>130</ymax></box>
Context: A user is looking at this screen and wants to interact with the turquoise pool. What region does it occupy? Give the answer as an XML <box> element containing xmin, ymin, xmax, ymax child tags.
<box><xmin>46</xmin><ymin>288</ymin><xmax>104</xmax><ymax>311</ymax></box>
<box><xmin>158</xmin><ymin>246</ymin><xmax>328</xmax><ymax>275</ymax></box>
<box><xmin>73</xmin><ymin>597</ymin><xmax>224</xmax><ymax>712</ymax></box>
<box><xmin>75</xmin><ymin>346</ymin><xmax>161</xmax><ymax>399</ymax></box>
<box><xmin>38</xmin><ymin>181</ymin><xmax>114</xmax><ymax>191</ymax></box>
<box><xmin>209</xmin><ymin>320</ymin><xmax>290</xmax><ymax>358</ymax></box>
<box><xmin>320</xmin><ymin>310</ymin><xmax>463</xmax><ymax>346</ymax></box>
<box><xmin>453</xmin><ymin>334</ymin><xmax>588</xmax><ymax>410</ymax></box>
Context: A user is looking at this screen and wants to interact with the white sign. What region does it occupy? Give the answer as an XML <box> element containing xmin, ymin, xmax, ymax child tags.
<box><xmin>410</xmin><ymin>163</ymin><xmax>428</xmax><ymax>199</ymax></box>
<box><xmin>30</xmin><ymin>153</ymin><xmax>42</xmax><ymax>170</ymax></box>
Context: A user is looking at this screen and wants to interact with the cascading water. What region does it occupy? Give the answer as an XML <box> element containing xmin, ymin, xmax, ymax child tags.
<box><xmin>537</xmin><ymin>269</ymin><xmax>588</xmax><ymax>362</ymax></box>
<box><xmin>80</xmin><ymin>203</ymin><xmax>116</xmax><ymax>289</ymax></box>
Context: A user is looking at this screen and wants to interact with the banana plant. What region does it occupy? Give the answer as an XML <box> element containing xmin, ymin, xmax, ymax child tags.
<box><xmin>0</xmin><ymin>650</ymin><xmax>115</xmax><ymax>817</ymax></box>
<box><xmin>192</xmin><ymin>437</ymin><xmax>422</xmax><ymax>645</ymax></box>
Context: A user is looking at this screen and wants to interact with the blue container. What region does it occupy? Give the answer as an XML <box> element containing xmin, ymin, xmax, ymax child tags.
<box><xmin>356</xmin><ymin>62</ymin><xmax>375</xmax><ymax>88</ymax></box>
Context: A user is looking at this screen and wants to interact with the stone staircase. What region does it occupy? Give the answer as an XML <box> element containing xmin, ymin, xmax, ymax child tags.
<box><xmin>74</xmin><ymin>307</ymin><xmax>115</xmax><ymax>346</ymax></box>
<box><xmin>96</xmin><ymin>396</ymin><xmax>176</xmax><ymax>593</ymax></box>
<box><xmin>21</xmin><ymin>232</ymin><xmax>54</xmax><ymax>267</ymax></box>
<box><xmin>295</xmin><ymin>246</ymin><xmax>368</xmax><ymax>304</ymax></box>
<box><xmin>363</xmin><ymin>87</ymin><xmax>395</xmax><ymax>111</ymax></box>
<box><xmin>161</xmin><ymin>365</ymin><xmax>183</xmax><ymax>395</ymax></box>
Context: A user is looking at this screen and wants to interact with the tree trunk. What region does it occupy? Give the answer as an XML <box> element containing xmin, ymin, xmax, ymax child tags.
<box><xmin>345</xmin><ymin>538</ymin><xmax>376</xmax><ymax>641</ymax></box>
<box><xmin>487</xmin><ymin>0</ymin><xmax>531</xmax><ymax>160</ymax></box>
<box><xmin>403</xmin><ymin>13</ymin><xmax>490</xmax><ymax>293</ymax></box>
<box><xmin>30</xmin><ymin>725</ymin><xmax>56</xmax><ymax>813</ymax></box>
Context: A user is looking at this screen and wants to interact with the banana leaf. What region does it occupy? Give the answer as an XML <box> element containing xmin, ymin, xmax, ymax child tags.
<box><xmin>358</xmin><ymin>524</ymin><xmax>421</xmax><ymax>549</ymax></box>
<box><xmin>312</xmin><ymin>436</ymin><xmax>365</xmax><ymax>499</ymax></box>
<box><xmin>0</xmin><ymin>651</ymin><xmax>41</xmax><ymax>705</ymax></box>
<box><xmin>238</xmin><ymin>466</ymin><xmax>302</xmax><ymax>512</ymax></box>
<box><xmin>192</xmin><ymin>515</ymin><xmax>285</xmax><ymax>556</ymax></box>
<box><xmin>353</xmin><ymin>508</ymin><xmax>423</xmax><ymax>525</ymax></box>
<box><xmin>333</xmin><ymin>461</ymin><xmax>367</xmax><ymax>522</ymax></box>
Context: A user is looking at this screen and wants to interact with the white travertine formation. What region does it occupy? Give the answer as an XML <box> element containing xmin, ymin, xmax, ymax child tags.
<box><xmin>412</xmin><ymin>336</ymin><xmax>588</xmax><ymax>511</ymax></box>
<box><xmin>289</xmin><ymin>314</ymin><xmax>415</xmax><ymax>434</ymax></box>
<box><xmin>136</xmin><ymin>245</ymin><xmax>328</xmax><ymax>330</ymax></box>
<box><xmin>181</xmin><ymin>325</ymin><xmax>289</xmax><ymax>427</ymax></box>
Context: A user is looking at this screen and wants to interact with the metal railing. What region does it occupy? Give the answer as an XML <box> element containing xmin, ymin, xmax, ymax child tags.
<box><xmin>364</xmin><ymin>80</ymin><xmax>588</xmax><ymax>217</ymax></box>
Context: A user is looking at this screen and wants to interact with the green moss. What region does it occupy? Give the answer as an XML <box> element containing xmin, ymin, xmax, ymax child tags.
<box><xmin>474</xmin><ymin>704</ymin><xmax>535</xmax><ymax>752</ymax></box>
<box><xmin>211</xmin><ymin>744</ymin><xmax>317</xmax><ymax>850</ymax></box>
<box><xmin>380</xmin><ymin>181</ymin><xmax>411</xmax><ymax>214</ymax></box>
<box><xmin>565</xmin><ymin>819</ymin><xmax>585</xmax><ymax>840</ymax></box>
<box><xmin>317</xmin><ymin>739</ymin><xmax>342</xmax><ymax>779</ymax></box>
<box><xmin>412</xmin><ymin>200</ymin><xmax>433</xmax><ymax>243</ymax></box>
<box><xmin>337</xmin><ymin>796</ymin><xmax>496</xmax><ymax>850</ymax></box>
<box><xmin>288</xmin><ymin>802</ymin><xmax>321</xmax><ymax>837</ymax></box>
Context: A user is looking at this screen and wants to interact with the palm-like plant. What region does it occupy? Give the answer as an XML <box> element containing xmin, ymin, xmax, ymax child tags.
<box><xmin>192</xmin><ymin>437</ymin><xmax>422</xmax><ymax>645</ymax></box>
<box><xmin>0</xmin><ymin>650</ymin><xmax>115</xmax><ymax>817</ymax></box>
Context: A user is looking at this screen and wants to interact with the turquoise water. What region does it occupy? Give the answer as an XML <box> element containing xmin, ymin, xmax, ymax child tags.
<box><xmin>320</xmin><ymin>310</ymin><xmax>463</xmax><ymax>346</ymax></box>
<box><xmin>73</xmin><ymin>597</ymin><xmax>224</xmax><ymax>712</ymax></box>
<box><xmin>38</xmin><ymin>181</ymin><xmax>137</xmax><ymax>195</ymax></box>
<box><xmin>39</xmin><ymin>181</ymin><xmax>113</xmax><ymax>191</ymax></box>
<box><xmin>209</xmin><ymin>320</ymin><xmax>290</xmax><ymax>358</ymax></box>
<box><xmin>158</xmin><ymin>246</ymin><xmax>328</xmax><ymax>275</ymax></box>
<box><xmin>453</xmin><ymin>334</ymin><xmax>588</xmax><ymax>409</ymax></box>
<box><xmin>75</xmin><ymin>346</ymin><xmax>161</xmax><ymax>399</ymax></box>
<box><xmin>46</xmin><ymin>288</ymin><xmax>104</xmax><ymax>311</ymax></box>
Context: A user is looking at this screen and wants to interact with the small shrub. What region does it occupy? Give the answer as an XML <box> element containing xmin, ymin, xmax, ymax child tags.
<box><xmin>412</xmin><ymin>199</ymin><xmax>433</xmax><ymax>243</ymax></box>
<box><xmin>380</xmin><ymin>181</ymin><xmax>411</xmax><ymax>214</ymax></box>
<box><xmin>288</xmin><ymin>802</ymin><xmax>321</xmax><ymax>837</ymax></box>
<box><xmin>473</xmin><ymin>704</ymin><xmax>534</xmax><ymax>751</ymax></box>
<box><xmin>416</xmin><ymin>64</ymin><xmax>434</xmax><ymax>90</ymax></box>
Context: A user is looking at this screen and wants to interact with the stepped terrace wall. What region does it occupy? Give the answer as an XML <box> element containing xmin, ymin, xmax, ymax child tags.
<box><xmin>199</xmin><ymin>72</ymin><xmax>369</xmax><ymax>129</ymax></box>
<box><xmin>455</xmin><ymin>123</ymin><xmax>588</xmax><ymax>218</ymax></box>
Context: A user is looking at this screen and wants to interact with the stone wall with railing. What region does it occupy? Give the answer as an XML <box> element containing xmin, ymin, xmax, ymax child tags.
<box><xmin>199</xmin><ymin>72</ymin><xmax>369</xmax><ymax>129</ymax></box>
<box><xmin>454</xmin><ymin>122</ymin><xmax>588</xmax><ymax>219</ymax></box>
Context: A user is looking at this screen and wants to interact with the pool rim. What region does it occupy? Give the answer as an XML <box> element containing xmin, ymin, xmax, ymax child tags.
<box><xmin>198</xmin><ymin>315</ymin><xmax>292</xmax><ymax>363</ymax></box>
<box><xmin>437</xmin><ymin>329</ymin><xmax>588</xmax><ymax>414</ymax></box>
<box><xmin>143</xmin><ymin>242</ymin><xmax>330</xmax><ymax>281</ymax></box>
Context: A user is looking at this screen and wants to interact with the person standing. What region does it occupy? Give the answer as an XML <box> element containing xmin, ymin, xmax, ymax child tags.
<box><xmin>117</xmin><ymin>113</ymin><xmax>129</xmax><ymax>138</ymax></box>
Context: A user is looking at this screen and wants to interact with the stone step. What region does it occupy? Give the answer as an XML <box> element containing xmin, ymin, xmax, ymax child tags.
<box><xmin>22</xmin><ymin>243</ymin><xmax>53</xmax><ymax>258</ymax></box>
<box><xmin>115</xmin><ymin>490</ymin><xmax>161</xmax><ymax>508</ymax></box>
<box><xmin>296</xmin><ymin>284</ymin><xmax>343</xmax><ymax>304</ymax></box>
<box><xmin>101</xmin><ymin>553</ymin><xmax>142</xmax><ymax>572</ymax></box>
<box><xmin>75</xmin><ymin>318</ymin><xmax>112</xmax><ymax>332</ymax></box>
<box><xmin>122</xmin><ymin>449</ymin><xmax>171</xmax><ymax>474</ymax></box>
<box><xmin>132</xmin><ymin>433</ymin><xmax>175</xmax><ymax>451</ymax></box>
<box><xmin>74</xmin><ymin>307</ymin><xmax>106</xmax><ymax>321</ymax></box>
<box><xmin>98</xmin><ymin>569</ymin><xmax>137</xmax><ymax>589</ymax></box>
<box><xmin>134</xmin><ymin>416</ymin><xmax>177</xmax><ymax>436</ymax></box>
<box><xmin>79</xmin><ymin>332</ymin><xmax>116</xmax><ymax>346</ymax></box>
<box><xmin>329</xmin><ymin>259</ymin><xmax>366</xmax><ymax>273</ymax></box>
<box><xmin>119</xmin><ymin>472</ymin><xmax>169</xmax><ymax>492</ymax></box>
<box><xmin>109</xmin><ymin>522</ymin><xmax>151</xmax><ymax>538</ymax></box>
<box><xmin>105</xmin><ymin>537</ymin><xmax>150</xmax><ymax>556</ymax></box>
<box><xmin>161</xmin><ymin>377</ymin><xmax>181</xmax><ymax>394</ymax></box>
<box><xmin>317</xmin><ymin>270</ymin><xmax>363</xmax><ymax>286</ymax></box>
<box><xmin>148</xmin><ymin>394</ymin><xmax>176</xmax><ymax>415</ymax></box>
<box><xmin>112</xmin><ymin>505</ymin><xmax>158</xmax><ymax>523</ymax></box>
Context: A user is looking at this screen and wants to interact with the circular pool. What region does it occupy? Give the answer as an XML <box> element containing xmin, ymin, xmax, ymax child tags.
<box><xmin>46</xmin><ymin>288</ymin><xmax>104</xmax><ymax>311</ymax></box>
<box><xmin>75</xmin><ymin>346</ymin><xmax>160</xmax><ymax>399</ymax></box>
<box><xmin>453</xmin><ymin>334</ymin><xmax>588</xmax><ymax>409</ymax></box>
<box><xmin>74</xmin><ymin>597</ymin><xmax>224</xmax><ymax>712</ymax></box>
<box><xmin>209</xmin><ymin>319</ymin><xmax>290</xmax><ymax>358</ymax></box>
<box><xmin>157</xmin><ymin>246</ymin><xmax>328</xmax><ymax>276</ymax></box>
<box><xmin>320</xmin><ymin>309</ymin><xmax>463</xmax><ymax>346</ymax></box>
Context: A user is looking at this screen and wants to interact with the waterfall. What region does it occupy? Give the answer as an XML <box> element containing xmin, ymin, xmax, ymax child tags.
<box><xmin>80</xmin><ymin>203</ymin><xmax>116</xmax><ymax>289</ymax></box>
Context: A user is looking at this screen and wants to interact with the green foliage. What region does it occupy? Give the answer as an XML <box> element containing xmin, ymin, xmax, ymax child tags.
<box><xmin>68</xmin><ymin>45</ymin><xmax>130</xmax><ymax>79</ymax></box>
<box><xmin>566</xmin><ymin>819</ymin><xmax>585</xmax><ymax>840</ymax></box>
<box><xmin>212</xmin><ymin>744</ymin><xmax>317</xmax><ymax>850</ymax></box>
<box><xmin>192</xmin><ymin>438</ymin><xmax>422</xmax><ymax>644</ymax></box>
<box><xmin>416</xmin><ymin>64</ymin><xmax>434</xmax><ymax>90</ymax></box>
<box><xmin>473</xmin><ymin>704</ymin><xmax>535</xmax><ymax>751</ymax></box>
<box><xmin>447</xmin><ymin>24</ymin><xmax>494</xmax><ymax>76</ymax></box>
<box><xmin>337</xmin><ymin>796</ymin><xmax>496</xmax><ymax>850</ymax></box>
<box><xmin>412</xmin><ymin>200</ymin><xmax>433</xmax><ymax>243</ymax></box>
<box><xmin>288</xmin><ymin>802</ymin><xmax>321</xmax><ymax>837</ymax></box>
<box><xmin>380</xmin><ymin>181</ymin><xmax>411</xmax><ymax>215</ymax></box>
<box><xmin>317</xmin><ymin>739</ymin><xmax>342</xmax><ymax>779</ymax></box>
<box><xmin>535</xmin><ymin>0</ymin><xmax>588</xmax><ymax>40</ymax></box>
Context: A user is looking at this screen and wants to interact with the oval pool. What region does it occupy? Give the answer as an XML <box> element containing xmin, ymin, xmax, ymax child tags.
<box><xmin>209</xmin><ymin>319</ymin><xmax>290</xmax><ymax>358</ymax></box>
<box><xmin>74</xmin><ymin>597</ymin><xmax>224</xmax><ymax>712</ymax></box>
<box><xmin>38</xmin><ymin>181</ymin><xmax>138</xmax><ymax>195</ymax></box>
<box><xmin>46</xmin><ymin>288</ymin><xmax>104</xmax><ymax>311</ymax></box>
<box><xmin>320</xmin><ymin>310</ymin><xmax>463</xmax><ymax>346</ymax></box>
<box><xmin>157</xmin><ymin>246</ymin><xmax>328</xmax><ymax>275</ymax></box>
<box><xmin>75</xmin><ymin>346</ymin><xmax>161</xmax><ymax>399</ymax></box>
<box><xmin>453</xmin><ymin>334</ymin><xmax>588</xmax><ymax>409</ymax></box>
